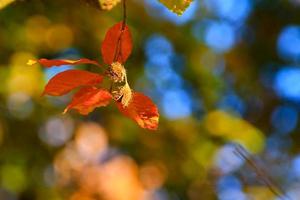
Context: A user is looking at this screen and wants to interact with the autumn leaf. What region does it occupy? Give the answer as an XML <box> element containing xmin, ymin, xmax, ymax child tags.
<box><xmin>158</xmin><ymin>0</ymin><xmax>194</xmax><ymax>15</ymax></box>
<box><xmin>32</xmin><ymin>11</ymin><xmax>160</xmax><ymax>130</ymax></box>
<box><xmin>64</xmin><ymin>87</ymin><xmax>112</xmax><ymax>115</ymax></box>
<box><xmin>43</xmin><ymin>70</ymin><xmax>103</xmax><ymax>96</ymax></box>
<box><xmin>27</xmin><ymin>58</ymin><xmax>101</xmax><ymax>68</ymax></box>
<box><xmin>117</xmin><ymin>92</ymin><xmax>159</xmax><ymax>130</ymax></box>
<box><xmin>101</xmin><ymin>22</ymin><xmax>133</xmax><ymax>64</ymax></box>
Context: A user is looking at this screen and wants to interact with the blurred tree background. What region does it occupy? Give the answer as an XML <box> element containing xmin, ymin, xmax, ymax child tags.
<box><xmin>1</xmin><ymin>0</ymin><xmax>300</xmax><ymax>199</ymax></box>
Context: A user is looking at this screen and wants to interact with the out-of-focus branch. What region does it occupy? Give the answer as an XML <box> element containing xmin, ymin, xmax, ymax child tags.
<box><xmin>234</xmin><ymin>144</ymin><xmax>290</xmax><ymax>200</ymax></box>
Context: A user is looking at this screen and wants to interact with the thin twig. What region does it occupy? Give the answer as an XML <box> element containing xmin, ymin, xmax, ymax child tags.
<box><xmin>122</xmin><ymin>0</ymin><xmax>127</xmax><ymax>28</ymax></box>
<box><xmin>113</xmin><ymin>0</ymin><xmax>127</xmax><ymax>62</ymax></box>
<box><xmin>234</xmin><ymin>144</ymin><xmax>290</xmax><ymax>200</ymax></box>
<box><xmin>110</xmin><ymin>0</ymin><xmax>127</xmax><ymax>93</ymax></box>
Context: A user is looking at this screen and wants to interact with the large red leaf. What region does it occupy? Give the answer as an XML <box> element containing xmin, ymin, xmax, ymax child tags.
<box><xmin>116</xmin><ymin>92</ymin><xmax>159</xmax><ymax>130</ymax></box>
<box><xmin>27</xmin><ymin>58</ymin><xmax>101</xmax><ymax>68</ymax></box>
<box><xmin>64</xmin><ymin>87</ymin><xmax>112</xmax><ymax>115</ymax></box>
<box><xmin>101</xmin><ymin>22</ymin><xmax>133</xmax><ymax>64</ymax></box>
<box><xmin>43</xmin><ymin>70</ymin><xmax>103</xmax><ymax>96</ymax></box>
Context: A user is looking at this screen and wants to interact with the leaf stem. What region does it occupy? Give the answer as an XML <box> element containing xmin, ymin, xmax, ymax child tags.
<box><xmin>234</xmin><ymin>144</ymin><xmax>289</xmax><ymax>200</ymax></box>
<box><xmin>122</xmin><ymin>0</ymin><xmax>127</xmax><ymax>29</ymax></box>
<box><xmin>109</xmin><ymin>0</ymin><xmax>128</xmax><ymax>94</ymax></box>
<box><xmin>113</xmin><ymin>0</ymin><xmax>127</xmax><ymax>62</ymax></box>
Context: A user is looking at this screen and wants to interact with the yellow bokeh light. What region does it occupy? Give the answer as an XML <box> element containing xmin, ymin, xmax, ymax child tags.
<box><xmin>204</xmin><ymin>110</ymin><xmax>265</xmax><ymax>153</ymax></box>
<box><xmin>0</xmin><ymin>0</ymin><xmax>14</xmax><ymax>10</ymax></box>
<box><xmin>246</xmin><ymin>186</ymin><xmax>276</xmax><ymax>200</ymax></box>
<box><xmin>46</xmin><ymin>24</ymin><xmax>73</xmax><ymax>51</ymax></box>
<box><xmin>1</xmin><ymin>164</ymin><xmax>27</xmax><ymax>193</ymax></box>
<box><xmin>25</xmin><ymin>15</ymin><xmax>50</xmax><ymax>50</ymax></box>
<box><xmin>7</xmin><ymin>52</ymin><xmax>43</xmax><ymax>97</ymax></box>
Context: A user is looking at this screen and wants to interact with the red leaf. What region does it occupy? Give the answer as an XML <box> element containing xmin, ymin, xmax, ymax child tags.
<box><xmin>101</xmin><ymin>22</ymin><xmax>133</xmax><ymax>64</ymax></box>
<box><xmin>27</xmin><ymin>58</ymin><xmax>101</xmax><ymax>68</ymax></box>
<box><xmin>43</xmin><ymin>70</ymin><xmax>103</xmax><ymax>96</ymax></box>
<box><xmin>116</xmin><ymin>92</ymin><xmax>159</xmax><ymax>130</ymax></box>
<box><xmin>64</xmin><ymin>87</ymin><xmax>112</xmax><ymax>115</ymax></box>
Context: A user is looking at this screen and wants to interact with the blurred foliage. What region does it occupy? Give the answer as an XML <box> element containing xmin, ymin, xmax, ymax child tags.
<box><xmin>158</xmin><ymin>0</ymin><xmax>194</xmax><ymax>15</ymax></box>
<box><xmin>0</xmin><ymin>0</ymin><xmax>300</xmax><ymax>200</ymax></box>
<box><xmin>0</xmin><ymin>0</ymin><xmax>15</xmax><ymax>10</ymax></box>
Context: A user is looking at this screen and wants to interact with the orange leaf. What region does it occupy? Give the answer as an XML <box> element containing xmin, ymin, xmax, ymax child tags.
<box><xmin>64</xmin><ymin>87</ymin><xmax>112</xmax><ymax>115</ymax></box>
<box><xmin>43</xmin><ymin>70</ymin><xmax>103</xmax><ymax>96</ymax></box>
<box><xmin>116</xmin><ymin>92</ymin><xmax>159</xmax><ymax>130</ymax></box>
<box><xmin>101</xmin><ymin>22</ymin><xmax>133</xmax><ymax>64</ymax></box>
<box><xmin>27</xmin><ymin>58</ymin><xmax>101</xmax><ymax>68</ymax></box>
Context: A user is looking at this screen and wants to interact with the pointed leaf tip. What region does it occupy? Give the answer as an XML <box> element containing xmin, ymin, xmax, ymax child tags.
<box><xmin>34</xmin><ymin>58</ymin><xmax>101</xmax><ymax>68</ymax></box>
<box><xmin>27</xmin><ymin>59</ymin><xmax>37</xmax><ymax>65</ymax></box>
<box><xmin>117</xmin><ymin>92</ymin><xmax>159</xmax><ymax>130</ymax></box>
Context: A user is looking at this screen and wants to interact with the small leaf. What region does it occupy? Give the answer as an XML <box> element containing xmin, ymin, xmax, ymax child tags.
<box><xmin>43</xmin><ymin>70</ymin><xmax>103</xmax><ymax>96</ymax></box>
<box><xmin>101</xmin><ymin>22</ymin><xmax>133</xmax><ymax>64</ymax></box>
<box><xmin>64</xmin><ymin>87</ymin><xmax>112</xmax><ymax>115</ymax></box>
<box><xmin>27</xmin><ymin>58</ymin><xmax>101</xmax><ymax>68</ymax></box>
<box><xmin>158</xmin><ymin>0</ymin><xmax>194</xmax><ymax>15</ymax></box>
<box><xmin>99</xmin><ymin>0</ymin><xmax>121</xmax><ymax>10</ymax></box>
<box><xmin>117</xmin><ymin>92</ymin><xmax>159</xmax><ymax>130</ymax></box>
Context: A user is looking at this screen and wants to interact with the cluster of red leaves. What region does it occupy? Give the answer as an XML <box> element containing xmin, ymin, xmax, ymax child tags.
<box><xmin>29</xmin><ymin>22</ymin><xmax>159</xmax><ymax>130</ymax></box>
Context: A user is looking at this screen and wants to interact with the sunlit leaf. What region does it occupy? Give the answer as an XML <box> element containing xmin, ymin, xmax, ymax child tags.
<box><xmin>101</xmin><ymin>22</ymin><xmax>133</xmax><ymax>64</ymax></box>
<box><xmin>117</xmin><ymin>92</ymin><xmax>159</xmax><ymax>130</ymax></box>
<box><xmin>158</xmin><ymin>0</ymin><xmax>194</xmax><ymax>15</ymax></box>
<box><xmin>64</xmin><ymin>87</ymin><xmax>112</xmax><ymax>115</ymax></box>
<box><xmin>43</xmin><ymin>70</ymin><xmax>103</xmax><ymax>96</ymax></box>
<box><xmin>99</xmin><ymin>0</ymin><xmax>121</xmax><ymax>10</ymax></box>
<box><xmin>27</xmin><ymin>58</ymin><xmax>101</xmax><ymax>68</ymax></box>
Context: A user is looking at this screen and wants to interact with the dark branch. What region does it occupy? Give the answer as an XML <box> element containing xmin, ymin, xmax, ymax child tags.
<box><xmin>113</xmin><ymin>0</ymin><xmax>127</xmax><ymax>62</ymax></box>
<box><xmin>122</xmin><ymin>0</ymin><xmax>127</xmax><ymax>29</ymax></box>
<box><xmin>234</xmin><ymin>144</ymin><xmax>290</xmax><ymax>200</ymax></box>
